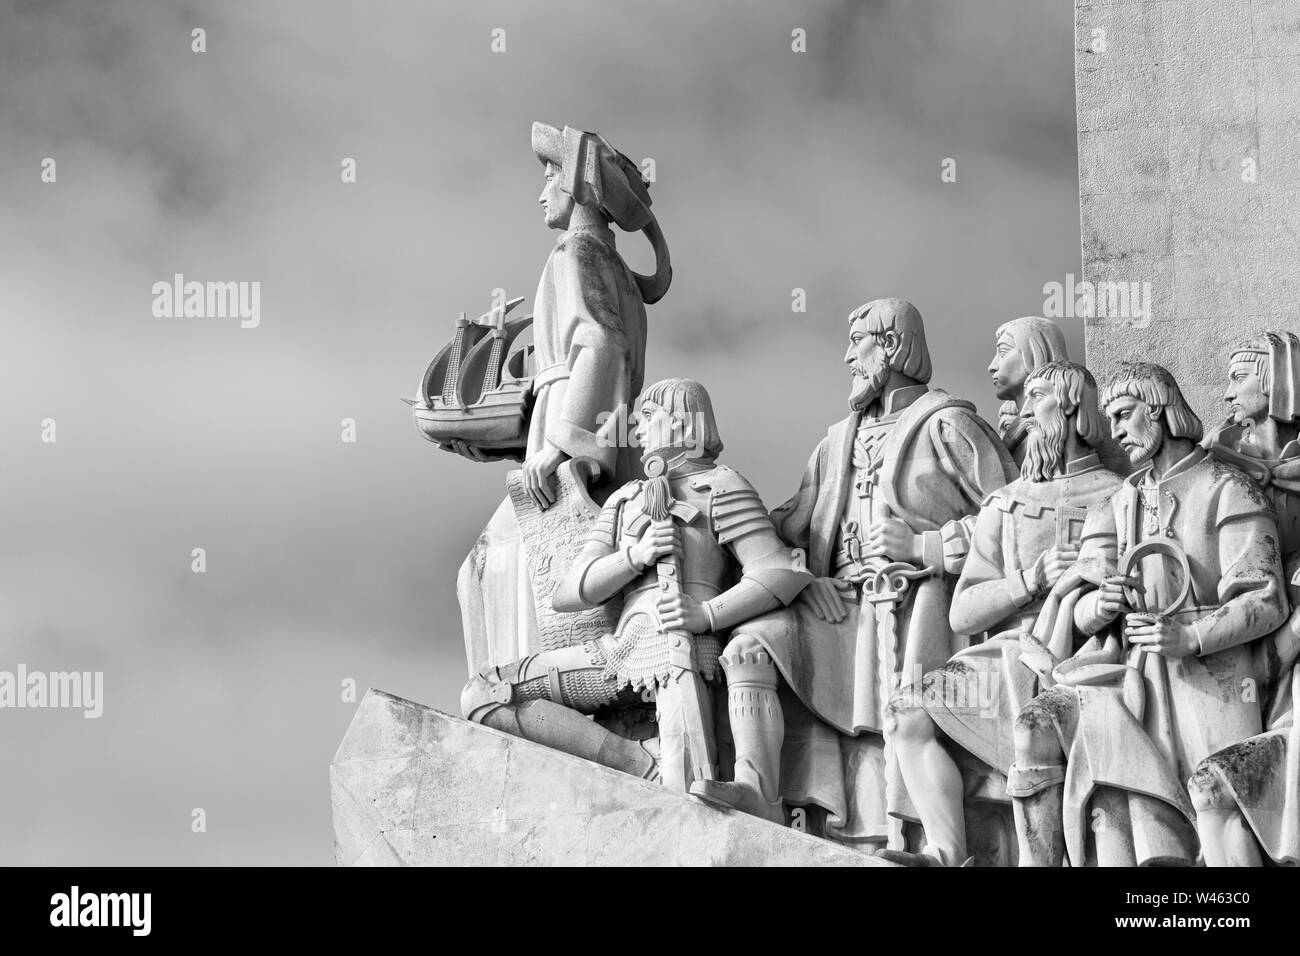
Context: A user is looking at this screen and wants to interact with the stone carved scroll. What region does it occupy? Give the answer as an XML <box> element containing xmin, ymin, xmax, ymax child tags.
<box><xmin>507</xmin><ymin>460</ymin><xmax>622</xmax><ymax>652</ymax></box>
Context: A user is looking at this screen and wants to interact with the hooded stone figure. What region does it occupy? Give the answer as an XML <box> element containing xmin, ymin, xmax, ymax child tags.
<box><xmin>456</xmin><ymin>124</ymin><xmax>673</xmax><ymax>678</ymax></box>
<box><xmin>1191</xmin><ymin>331</ymin><xmax>1300</xmax><ymax>867</ymax></box>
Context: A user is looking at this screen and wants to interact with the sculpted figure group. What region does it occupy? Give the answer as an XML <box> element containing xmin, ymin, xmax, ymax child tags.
<box><xmin>428</xmin><ymin>124</ymin><xmax>1300</xmax><ymax>867</ymax></box>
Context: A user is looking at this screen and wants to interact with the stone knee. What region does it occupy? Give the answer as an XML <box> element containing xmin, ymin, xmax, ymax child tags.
<box><xmin>884</xmin><ymin>682</ymin><xmax>934</xmax><ymax>745</ymax></box>
<box><xmin>720</xmin><ymin>632</ymin><xmax>776</xmax><ymax>687</ymax></box>
<box><xmin>1006</xmin><ymin>695</ymin><xmax>1066</xmax><ymax>798</ymax></box>
<box><xmin>1188</xmin><ymin>763</ymin><xmax>1234</xmax><ymax>814</ymax></box>
<box><xmin>461</xmin><ymin>666</ymin><xmax>515</xmax><ymax>724</ymax></box>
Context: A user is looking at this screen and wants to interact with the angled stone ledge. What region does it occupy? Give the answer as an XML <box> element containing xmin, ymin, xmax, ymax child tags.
<box><xmin>332</xmin><ymin>689</ymin><xmax>891</xmax><ymax>867</ymax></box>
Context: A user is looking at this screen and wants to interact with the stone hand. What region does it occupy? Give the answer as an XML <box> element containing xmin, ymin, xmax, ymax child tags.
<box><xmin>797</xmin><ymin>577</ymin><xmax>854</xmax><ymax>624</ymax></box>
<box><xmin>864</xmin><ymin>517</ymin><xmax>920</xmax><ymax>564</ymax></box>
<box><xmin>630</xmin><ymin>523</ymin><xmax>680</xmax><ymax>570</ymax></box>
<box><xmin>1095</xmin><ymin>574</ymin><xmax>1136</xmax><ymax>623</ymax></box>
<box><xmin>657</xmin><ymin>591</ymin><xmax>711</xmax><ymax>634</ymax></box>
<box><xmin>1124</xmin><ymin>613</ymin><xmax>1198</xmax><ymax>659</ymax></box>
<box><xmin>521</xmin><ymin>444</ymin><xmax>567</xmax><ymax>510</ymax></box>
<box><xmin>1029</xmin><ymin>546</ymin><xmax>1080</xmax><ymax>594</ymax></box>
<box><xmin>438</xmin><ymin>439</ymin><xmax>508</xmax><ymax>463</ymax></box>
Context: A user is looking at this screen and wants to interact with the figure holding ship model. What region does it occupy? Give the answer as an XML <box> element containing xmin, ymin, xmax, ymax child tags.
<box><xmin>411</xmin><ymin>122</ymin><xmax>672</xmax><ymax>677</ymax></box>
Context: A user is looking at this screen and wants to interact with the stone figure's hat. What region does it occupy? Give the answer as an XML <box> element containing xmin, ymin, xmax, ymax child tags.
<box><xmin>1233</xmin><ymin>331</ymin><xmax>1300</xmax><ymax>422</ymax></box>
<box><xmin>532</xmin><ymin>123</ymin><xmax>653</xmax><ymax>232</ymax></box>
<box><xmin>532</xmin><ymin>122</ymin><xmax>672</xmax><ymax>304</ymax></box>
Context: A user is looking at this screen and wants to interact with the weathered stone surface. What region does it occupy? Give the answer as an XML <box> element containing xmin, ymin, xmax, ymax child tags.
<box><xmin>331</xmin><ymin>689</ymin><xmax>891</xmax><ymax>866</ymax></box>
<box><xmin>1077</xmin><ymin>0</ymin><xmax>1300</xmax><ymax>427</ymax></box>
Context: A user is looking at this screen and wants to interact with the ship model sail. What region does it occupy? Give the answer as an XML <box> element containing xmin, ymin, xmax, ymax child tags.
<box><xmin>407</xmin><ymin>295</ymin><xmax>536</xmax><ymax>460</ymax></box>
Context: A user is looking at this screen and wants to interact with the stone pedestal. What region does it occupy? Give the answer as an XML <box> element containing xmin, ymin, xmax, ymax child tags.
<box><xmin>1076</xmin><ymin>0</ymin><xmax>1300</xmax><ymax>423</ymax></box>
<box><xmin>332</xmin><ymin>689</ymin><xmax>892</xmax><ymax>866</ymax></box>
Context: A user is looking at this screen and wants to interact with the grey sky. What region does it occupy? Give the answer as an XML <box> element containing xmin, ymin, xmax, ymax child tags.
<box><xmin>0</xmin><ymin>0</ymin><xmax>1080</xmax><ymax>863</ymax></box>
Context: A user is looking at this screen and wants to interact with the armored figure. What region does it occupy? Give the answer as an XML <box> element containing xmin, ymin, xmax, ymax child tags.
<box><xmin>886</xmin><ymin>361</ymin><xmax>1124</xmax><ymax>865</ymax></box>
<box><xmin>1191</xmin><ymin>331</ymin><xmax>1300</xmax><ymax>866</ymax></box>
<box><xmin>700</xmin><ymin>299</ymin><xmax>1017</xmax><ymax>843</ymax></box>
<box><xmin>455</xmin><ymin>123</ymin><xmax>672</xmax><ymax>674</ymax></box>
<box><xmin>1009</xmin><ymin>363</ymin><xmax>1287</xmax><ymax>866</ymax></box>
<box><xmin>460</xmin><ymin>379</ymin><xmax>811</xmax><ymax>794</ymax></box>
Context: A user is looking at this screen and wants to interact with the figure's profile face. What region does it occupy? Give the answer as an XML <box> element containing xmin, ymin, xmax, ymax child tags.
<box><xmin>845</xmin><ymin>317</ymin><xmax>891</xmax><ymax>410</ymax></box>
<box><xmin>633</xmin><ymin>400</ymin><xmax>681</xmax><ymax>458</ymax></box>
<box><xmin>1224</xmin><ymin>358</ymin><xmax>1268</xmax><ymax>426</ymax></box>
<box><xmin>1107</xmin><ymin>395</ymin><xmax>1163</xmax><ymax>466</ymax></box>
<box><xmin>538</xmin><ymin>162</ymin><xmax>574</xmax><ymax>230</ymax></box>
<box><xmin>988</xmin><ymin>330</ymin><xmax>1028</xmax><ymax>401</ymax></box>
<box><xmin>1021</xmin><ymin>377</ymin><xmax>1062</xmax><ymax>434</ymax></box>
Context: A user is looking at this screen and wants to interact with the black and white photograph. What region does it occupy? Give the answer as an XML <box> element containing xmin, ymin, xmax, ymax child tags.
<box><xmin>0</xmin><ymin>0</ymin><xmax>1292</xmax><ymax>937</ymax></box>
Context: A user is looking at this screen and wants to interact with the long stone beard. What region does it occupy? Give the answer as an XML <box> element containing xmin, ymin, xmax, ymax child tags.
<box><xmin>849</xmin><ymin>353</ymin><xmax>890</xmax><ymax>412</ymax></box>
<box><xmin>1021</xmin><ymin>408</ymin><xmax>1069</xmax><ymax>482</ymax></box>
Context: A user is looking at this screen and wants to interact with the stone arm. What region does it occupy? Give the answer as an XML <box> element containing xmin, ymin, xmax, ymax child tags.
<box><xmin>917</xmin><ymin>409</ymin><xmax>1018</xmax><ymax>577</ymax></box>
<box><xmin>706</xmin><ymin>474</ymin><xmax>814</xmax><ymax>630</ymax></box>
<box><xmin>705</xmin><ymin>528</ymin><xmax>814</xmax><ymax>631</ymax></box>
<box><xmin>948</xmin><ymin>498</ymin><xmax>1023</xmax><ymax>636</ymax></box>
<box><xmin>553</xmin><ymin>488</ymin><xmax>638</xmax><ymax>611</ymax></box>
<box><xmin>1073</xmin><ymin>502</ymin><xmax>1121</xmax><ymax>636</ymax></box>
<box><xmin>1188</xmin><ymin>512</ymin><xmax>1288</xmax><ymax>656</ymax></box>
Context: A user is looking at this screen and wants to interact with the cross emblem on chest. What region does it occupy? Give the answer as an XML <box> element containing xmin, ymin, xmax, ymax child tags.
<box><xmin>853</xmin><ymin>428</ymin><xmax>886</xmax><ymax>499</ymax></box>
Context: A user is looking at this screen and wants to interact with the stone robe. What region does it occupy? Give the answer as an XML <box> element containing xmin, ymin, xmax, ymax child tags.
<box><xmin>1029</xmin><ymin>447</ymin><xmax>1286</xmax><ymax>866</ymax></box>
<box><xmin>1197</xmin><ymin>424</ymin><xmax>1300</xmax><ymax>863</ymax></box>
<box><xmin>737</xmin><ymin>386</ymin><xmax>1016</xmax><ymax>841</ymax></box>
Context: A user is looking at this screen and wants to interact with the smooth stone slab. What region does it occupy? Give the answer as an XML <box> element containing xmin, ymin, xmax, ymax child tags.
<box><xmin>1076</xmin><ymin>0</ymin><xmax>1300</xmax><ymax>426</ymax></box>
<box><xmin>332</xmin><ymin>689</ymin><xmax>893</xmax><ymax>867</ymax></box>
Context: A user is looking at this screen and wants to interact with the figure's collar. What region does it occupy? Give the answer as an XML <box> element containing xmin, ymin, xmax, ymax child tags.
<box><xmin>861</xmin><ymin>383</ymin><xmax>928</xmax><ymax>422</ymax></box>
<box><xmin>560</xmin><ymin>221</ymin><xmax>615</xmax><ymax>246</ymax></box>
<box><xmin>1133</xmin><ymin>445</ymin><xmax>1207</xmax><ymax>487</ymax></box>
<box><xmin>1065</xmin><ymin>453</ymin><xmax>1101</xmax><ymax>475</ymax></box>
<box><xmin>642</xmin><ymin>449</ymin><xmax>714</xmax><ymax>478</ymax></box>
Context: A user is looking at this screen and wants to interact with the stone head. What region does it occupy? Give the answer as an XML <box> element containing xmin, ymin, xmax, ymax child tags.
<box><xmin>844</xmin><ymin>298</ymin><xmax>931</xmax><ymax>411</ymax></box>
<box><xmin>633</xmin><ymin>378</ymin><xmax>723</xmax><ymax>463</ymax></box>
<box><xmin>1019</xmin><ymin>360</ymin><xmax>1105</xmax><ymax>480</ymax></box>
<box><xmin>1225</xmin><ymin>331</ymin><xmax>1300</xmax><ymax>427</ymax></box>
<box><xmin>1100</xmin><ymin>363</ymin><xmax>1203</xmax><ymax>468</ymax></box>
<box><xmin>989</xmin><ymin>316</ymin><xmax>1068</xmax><ymax>402</ymax></box>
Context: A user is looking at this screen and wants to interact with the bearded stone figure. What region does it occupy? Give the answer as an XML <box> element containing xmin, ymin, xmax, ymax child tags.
<box><xmin>884</xmin><ymin>361</ymin><xmax>1124</xmax><ymax>866</ymax></box>
<box><xmin>697</xmin><ymin>299</ymin><xmax>1016</xmax><ymax>843</ymax></box>
<box><xmin>1191</xmin><ymin>331</ymin><xmax>1300</xmax><ymax>866</ymax></box>
<box><xmin>1008</xmin><ymin>362</ymin><xmax>1287</xmax><ymax>867</ymax></box>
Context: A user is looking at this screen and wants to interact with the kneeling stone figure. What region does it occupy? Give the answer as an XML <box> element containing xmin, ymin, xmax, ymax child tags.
<box><xmin>461</xmin><ymin>378</ymin><xmax>812</xmax><ymax>818</ymax></box>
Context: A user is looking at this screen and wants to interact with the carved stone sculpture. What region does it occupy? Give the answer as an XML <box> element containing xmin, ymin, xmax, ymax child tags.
<box><xmin>1190</xmin><ymin>331</ymin><xmax>1300</xmax><ymax>866</ymax></box>
<box><xmin>712</xmin><ymin>299</ymin><xmax>1017</xmax><ymax>845</ymax></box>
<box><xmin>884</xmin><ymin>361</ymin><xmax>1124</xmax><ymax>866</ymax></box>
<box><xmin>988</xmin><ymin>317</ymin><xmax>1069</xmax><ymax>467</ymax></box>
<box><xmin>1008</xmin><ymin>362</ymin><xmax>1288</xmax><ymax>867</ymax></box>
<box><xmin>459</xmin><ymin>378</ymin><xmax>812</xmax><ymax>797</ymax></box>
<box><xmin>452</xmin><ymin>123</ymin><xmax>672</xmax><ymax>675</ymax></box>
